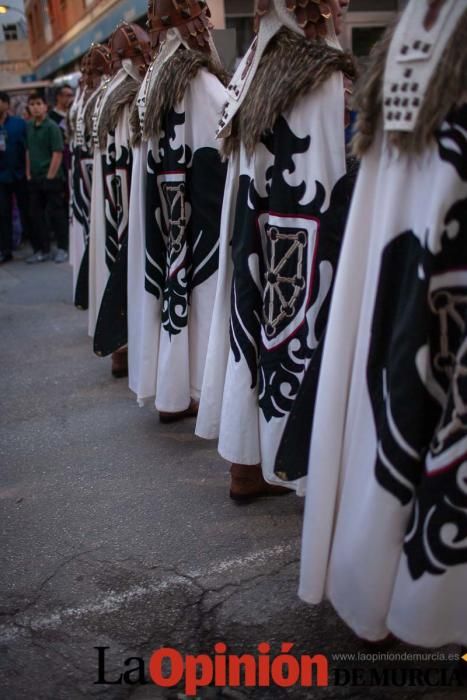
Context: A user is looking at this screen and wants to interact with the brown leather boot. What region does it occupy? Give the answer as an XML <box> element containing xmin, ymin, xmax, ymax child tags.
<box><xmin>111</xmin><ymin>347</ymin><xmax>128</xmax><ymax>378</ymax></box>
<box><xmin>159</xmin><ymin>399</ymin><xmax>199</xmax><ymax>424</ymax></box>
<box><xmin>229</xmin><ymin>463</ymin><xmax>291</xmax><ymax>502</ymax></box>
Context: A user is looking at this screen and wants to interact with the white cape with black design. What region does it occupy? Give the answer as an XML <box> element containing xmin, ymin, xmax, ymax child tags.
<box><xmin>70</xmin><ymin>89</ymin><xmax>93</xmax><ymax>300</ymax></box>
<box><xmin>300</xmin><ymin>107</ymin><xmax>467</xmax><ymax>647</ymax></box>
<box><xmin>128</xmin><ymin>69</ymin><xmax>226</xmax><ymax>411</ymax></box>
<box><xmin>88</xmin><ymin>108</ymin><xmax>131</xmax><ymax>337</ymax></box>
<box><xmin>196</xmin><ymin>74</ymin><xmax>347</xmax><ymax>492</ymax></box>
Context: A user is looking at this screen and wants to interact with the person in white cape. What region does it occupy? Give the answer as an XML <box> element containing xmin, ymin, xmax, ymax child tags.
<box><xmin>87</xmin><ymin>43</ymin><xmax>120</xmax><ymax>339</ymax></box>
<box><xmin>300</xmin><ymin>0</ymin><xmax>467</xmax><ymax>648</ymax></box>
<box><xmin>71</xmin><ymin>44</ymin><xmax>112</xmax><ymax>312</ymax></box>
<box><xmin>196</xmin><ymin>0</ymin><xmax>356</xmax><ymax>501</ymax></box>
<box><xmin>89</xmin><ymin>22</ymin><xmax>152</xmax><ymax>379</ymax></box>
<box><xmin>67</xmin><ymin>71</ymin><xmax>84</xmax><ymax>276</ymax></box>
<box><xmin>127</xmin><ymin>0</ymin><xmax>228</xmax><ymax>422</ymax></box>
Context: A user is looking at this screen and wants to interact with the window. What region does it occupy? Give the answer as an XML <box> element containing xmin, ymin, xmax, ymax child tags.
<box><xmin>226</xmin><ymin>16</ymin><xmax>254</xmax><ymax>63</ymax></box>
<box><xmin>352</xmin><ymin>25</ymin><xmax>386</xmax><ymax>57</ymax></box>
<box><xmin>342</xmin><ymin>11</ymin><xmax>396</xmax><ymax>58</ymax></box>
<box><xmin>2</xmin><ymin>23</ymin><xmax>18</xmax><ymax>41</ymax></box>
<box><xmin>41</xmin><ymin>0</ymin><xmax>52</xmax><ymax>43</ymax></box>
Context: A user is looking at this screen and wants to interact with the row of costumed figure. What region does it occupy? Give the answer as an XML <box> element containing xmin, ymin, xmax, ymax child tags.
<box><xmin>68</xmin><ymin>0</ymin><xmax>467</xmax><ymax>650</ymax></box>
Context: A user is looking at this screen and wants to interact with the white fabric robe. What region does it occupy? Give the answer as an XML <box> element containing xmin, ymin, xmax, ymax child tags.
<box><xmin>128</xmin><ymin>68</ymin><xmax>227</xmax><ymax>411</ymax></box>
<box><xmin>196</xmin><ymin>74</ymin><xmax>347</xmax><ymax>491</ymax></box>
<box><xmin>88</xmin><ymin>146</ymin><xmax>105</xmax><ymax>336</ymax></box>
<box><xmin>88</xmin><ymin>97</ymin><xmax>132</xmax><ymax>337</ymax></box>
<box><xmin>300</xmin><ymin>106</ymin><xmax>467</xmax><ymax>647</ymax></box>
<box><xmin>128</xmin><ymin>139</ymin><xmax>157</xmax><ymax>402</ymax></box>
<box><xmin>70</xmin><ymin>90</ymin><xmax>94</xmax><ymax>299</ymax></box>
<box><xmin>87</xmin><ymin>72</ymin><xmax>124</xmax><ymax>336</ymax></box>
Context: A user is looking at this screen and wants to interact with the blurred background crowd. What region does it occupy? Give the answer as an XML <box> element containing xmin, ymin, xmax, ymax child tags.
<box><xmin>0</xmin><ymin>0</ymin><xmax>408</xmax><ymax>265</ymax></box>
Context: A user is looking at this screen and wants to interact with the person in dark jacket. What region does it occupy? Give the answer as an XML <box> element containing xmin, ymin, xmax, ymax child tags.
<box><xmin>0</xmin><ymin>91</ymin><xmax>29</xmax><ymax>264</ymax></box>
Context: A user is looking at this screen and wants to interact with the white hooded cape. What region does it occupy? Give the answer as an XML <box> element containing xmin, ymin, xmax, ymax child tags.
<box><xmin>196</xmin><ymin>53</ymin><xmax>348</xmax><ymax>491</ymax></box>
<box><xmin>128</xmin><ymin>54</ymin><xmax>227</xmax><ymax>410</ymax></box>
<box><xmin>88</xmin><ymin>68</ymin><xmax>134</xmax><ymax>337</ymax></box>
<box><xmin>299</xmin><ymin>106</ymin><xmax>467</xmax><ymax>646</ymax></box>
<box><xmin>70</xmin><ymin>88</ymin><xmax>95</xmax><ymax>298</ymax></box>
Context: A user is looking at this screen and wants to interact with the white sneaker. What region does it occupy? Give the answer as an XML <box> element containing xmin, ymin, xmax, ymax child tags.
<box><xmin>54</xmin><ymin>249</ymin><xmax>69</xmax><ymax>264</ymax></box>
<box><xmin>25</xmin><ymin>251</ymin><xmax>51</xmax><ymax>264</ymax></box>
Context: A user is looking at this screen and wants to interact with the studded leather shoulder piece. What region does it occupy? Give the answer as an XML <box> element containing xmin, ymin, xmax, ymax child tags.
<box><xmin>147</xmin><ymin>0</ymin><xmax>213</xmax><ymax>53</ymax></box>
<box><xmin>110</xmin><ymin>22</ymin><xmax>152</xmax><ymax>76</ymax></box>
<box><xmin>383</xmin><ymin>0</ymin><xmax>467</xmax><ymax>133</ymax></box>
<box><xmin>254</xmin><ymin>0</ymin><xmax>332</xmax><ymax>40</ymax></box>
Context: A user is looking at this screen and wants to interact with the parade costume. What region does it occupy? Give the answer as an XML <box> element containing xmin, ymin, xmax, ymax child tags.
<box><xmin>87</xmin><ymin>38</ymin><xmax>126</xmax><ymax>335</ymax></box>
<box><xmin>196</xmin><ymin>0</ymin><xmax>356</xmax><ymax>496</ymax></box>
<box><xmin>69</xmin><ymin>65</ymin><xmax>91</xmax><ymax>300</ymax></box>
<box><xmin>89</xmin><ymin>23</ymin><xmax>151</xmax><ymax>378</ymax></box>
<box><xmin>300</xmin><ymin>0</ymin><xmax>467</xmax><ymax>646</ymax></box>
<box><xmin>71</xmin><ymin>44</ymin><xmax>112</xmax><ymax>310</ymax></box>
<box><xmin>68</xmin><ymin>77</ymin><xmax>84</xmax><ymax>277</ymax></box>
<box><xmin>127</xmin><ymin>0</ymin><xmax>228</xmax><ymax>417</ymax></box>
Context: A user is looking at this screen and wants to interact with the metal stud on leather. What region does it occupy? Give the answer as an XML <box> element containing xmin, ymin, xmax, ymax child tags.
<box><xmin>82</xmin><ymin>44</ymin><xmax>112</xmax><ymax>89</ymax></box>
<box><xmin>109</xmin><ymin>22</ymin><xmax>152</xmax><ymax>75</ymax></box>
<box><xmin>254</xmin><ymin>0</ymin><xmax>332</xmax><ymax>39</ymax></box>
<box><xmin>147</xmin><ymin>0</ymin><xmax>213</xmax><ymax>53</ymax></box>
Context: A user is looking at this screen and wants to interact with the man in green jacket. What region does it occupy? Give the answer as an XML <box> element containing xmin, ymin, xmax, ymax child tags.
<box><xmin>26</xmin><ymin>92</ymin><xmax>68</xmax><ymax>263</ymax></box>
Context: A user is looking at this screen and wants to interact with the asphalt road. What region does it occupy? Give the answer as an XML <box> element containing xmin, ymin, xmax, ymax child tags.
<box><xmin>0</xmin><ymin>255</ymin><xmax>465</xmax><ymax>700</ymax></box>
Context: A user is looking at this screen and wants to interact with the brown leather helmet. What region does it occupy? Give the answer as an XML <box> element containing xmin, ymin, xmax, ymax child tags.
<box><xmin>254</xmin><ymin>0</ymin><xmax>332</xmax><ymax>40</ymax></box>
<box><xmin>82</xmin><ymin>43</ymin><xmax>112</xmax><ymax>89</ymax></box>
<box><xmin>147</xmin><ymin>0</ymin><xmax>213</xmax><ymax>53</ymax></box>
<box><xmin>109</xmin><ymin>22</ymin><xmax>153</xmax><ymax>76</ymax></box>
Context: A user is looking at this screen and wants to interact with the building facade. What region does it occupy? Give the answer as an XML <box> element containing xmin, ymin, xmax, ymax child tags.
<box><xmin>343</xmin><ymin>0</ymin><xmax>408</xmax><ymax>57</ymax></box>
<box><xmin>25</xmin><ymin>0</ymin><xmax>229</xmax><ymax>78</ymax></box>
<box><xmin>25</xmin><ymin>0</ymin><xmax>409</xmax><ymax>80</ymax></box>
<box><xmin>0</xmin><ymin>0</ymin><xmax>32</xmax><ymax>88</ymax></box>
<box><xmin>223</xmin><ymin>0</ymin><xmax>408</xmax><ymax>58</ymax></box>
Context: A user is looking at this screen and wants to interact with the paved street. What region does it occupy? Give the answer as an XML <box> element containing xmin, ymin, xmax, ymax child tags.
<box><xmin>0</xmin><ymin>256</ymin><xmax>465</xmax><ymax>700</ymax></box>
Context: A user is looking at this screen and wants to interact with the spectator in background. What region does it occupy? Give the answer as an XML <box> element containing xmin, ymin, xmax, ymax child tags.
<box><xmin>26</xmin><ymin>92</ymin><xmax>69</xmax><ymax>264</ymax></box>
<box><xmin>49</xmin><ymin>85</ymin><xmax>74</xmax><ymax>145</ymax></box>
<box><xmin>50</xmin><ymin>85</ymin><xmax>74</xmax><ymax>122</ymax></box>
<box><xmin>50</xmin><ymin>85</ymin><xmax>74</xmax><ymax>200</ymax></box>
<box><xmin>0</xmin><ymin>91</ymin><xmax>30</xmax><ymax>264</ymax></box>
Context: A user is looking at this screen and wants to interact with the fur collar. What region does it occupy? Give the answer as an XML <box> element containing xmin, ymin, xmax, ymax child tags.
<box><xmin>353</xmin><ymin>9</ymin><xmax>467</xmax><ymax>155</ymax></box>
<box><xmin>142</xmin><ymin>46</ymin><xmax>229</xmax><ymax>141</ymax></box>
<box><xmin>97</xmin><ymin>74</ymin><xmax>140</xmax><ymax>149</ymax></box>
<box><xmin>223</xmin><ymin>28</ymin><xmax>355</xmax><ymax>158</ymax></box>
<box><xmin>129</xmin><ymin>95</ymin><xmax>141</xmax><ymax>147</ymax></box>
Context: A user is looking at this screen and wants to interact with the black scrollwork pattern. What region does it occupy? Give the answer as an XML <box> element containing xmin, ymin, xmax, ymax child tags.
<box><xmin>230</xmin><ymin>115</ymin><xmax>352</xmax><ymax>422</ymax></box>
<box><xmin>145</xmin><ymin>108</ymin><xmax>226</xmax><ymax>337</ymax></box>
<box><xmin>102</xmin><ymin>134</ymin><xmax>132</xmax><ymax>272</ymax></box>
<box><xmin>72</xmin><ymin>147</ymin><xmax>93</xmax><ymax>245</ymax></box>
<box><xmin>367</xmin><ymin>218</ymin><xmax>467</xmax><ymax>579</ymax></box>
<box><xmin>436</xmin><ymin>104</ymin><xmax>467</xmax><ymax>181</ymax></box>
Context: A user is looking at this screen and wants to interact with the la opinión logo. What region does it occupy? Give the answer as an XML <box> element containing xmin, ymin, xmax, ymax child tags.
<box><xmin>95</xmin><ymin>643</ymin><xmax>329</xmax><ymax>695</ymax></box>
